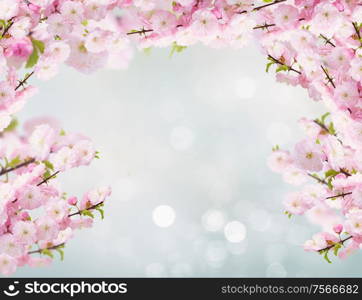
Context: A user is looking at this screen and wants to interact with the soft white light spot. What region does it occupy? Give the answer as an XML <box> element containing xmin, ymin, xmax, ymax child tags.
<box><xmin>224</xmin><ymin>221</ymin><xmax>247</xmax><ymax>243</ymax></box>
<box><xmin>235</xmin><ymin>77</ymin><xmax>256</xmax><ymax>99</ymax></box>
<box><xmin>266</xmin><ymin>262</ymin><xmax>287</xmax><ymax>277</ymax></box>
<box><xmin>152</xmin><ymin>205</ymin><xmax>176</xmax><ymax>228</ymax></box>
<box><xmin>170</xmin><ymin>126</ymin><xmax>194</xmax><ymax>151</ymax></box>
<box><xmin>202</xmin><ymin>209</ymin><xmax>226</xmax><ymax>232</ymax></box>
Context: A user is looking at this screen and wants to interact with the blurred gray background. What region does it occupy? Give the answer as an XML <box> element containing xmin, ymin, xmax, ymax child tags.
<box><xmin>13</xmin><ymin>43</ymin><xmax>362</xmax><ymax>277</ymax></box>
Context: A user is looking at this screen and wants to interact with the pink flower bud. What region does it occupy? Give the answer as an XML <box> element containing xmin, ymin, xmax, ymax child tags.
<box><xmin>20</xmin><ymin>211</ymin><xmax>31</xmax><ymax>221</ymax></box>
<box><xmin>333</xmin><ymin>224</ymin><xmax>343</xmax><ymax>234</ymax></box>
<box><xmin>67</xmin><ymin>196</ymin><xmax>78</xmax><ymax>206</ymax></box>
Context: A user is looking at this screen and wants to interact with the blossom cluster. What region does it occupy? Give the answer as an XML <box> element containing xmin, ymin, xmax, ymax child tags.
<box><xmin>1</xmin><ymin>0</ymin><xmax>362</xmax><ymax>270</ymax></box>
<box><xmin>268</xmin><ymin>103</ymin><xmax>362</xmax><ymax>262</ymax></box>
<box><xmin>0</xmin><ymin>118</ymin><xmax>110</xmax><ymax>275</ymax></box>
<box><xmin>1</xmin><ymin>0</ymin><xmax>361</xmax><ymax>129</ymax></box>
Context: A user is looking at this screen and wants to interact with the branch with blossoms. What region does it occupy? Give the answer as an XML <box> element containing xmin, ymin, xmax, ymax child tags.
<box><xmin>268</xmin><ymin>110</ymin><xmax>362</xmax><ymax>262</ymax></box>
<box><xmin>0</xmin><ymin>119</ymin><xmax>110</xmax><ymax>275</ymax></box>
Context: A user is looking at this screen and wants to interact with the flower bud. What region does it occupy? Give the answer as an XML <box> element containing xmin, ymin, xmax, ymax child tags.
<box><xmin>67</xmin><ymin>196</ymin><xmax>78</xmax><ymax>206</ymax></box>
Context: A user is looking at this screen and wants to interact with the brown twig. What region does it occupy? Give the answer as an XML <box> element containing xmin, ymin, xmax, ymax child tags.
<box><xmin>320</xmin><ymin>65</ymin><xmax>336</xmax><ymax>88</ymax></box>
<box><xmin>320</xmin><ymin>34</ymin><xmax>336</xmax><ymax>47</ymax></box>
<box><xmin>307</xmin><ymin>173</ymin><xmax>328</xmax><ymax>186</ymax></box>
<box><xmin>318</xmin><ymin>236</ymin><xmax>353</xmax><ymax>252</ymax></box>
<box><xmin>37</xmin><ymin>171</ymin><xmax>60</xmax><ymax>186</ymax></box>
<box><xmin>352</xmin><ymin>22</ymin><xmax>362</xmax><ymax>47</ymax></box>
<box><xmin>127</xmin><ymin>28</ymin><xmax>153</xmax><ymax>36</ymax></box>
<box><xmin>28</xmin><ymin>243</ymin><xmax>65</xmax><ymax>255</ymax></box>
<box><xmin>268</xmin><ymin>55</ymin><xmax>301</xmax><ymax>74</ymax></box>
<box><xmin>68</xmin><ymin>201</ymin><xmax>104</xmax><ymax>217</ymax></box>
<box><xmin>326</xmin><ymin>192</ymin><xmax>352</xmax><ymax>199</ymax></box>
<box><xmin>15</xmin><ymin>71</ymin><xmax>35</xmax><ymax>91</ymax></box>
<box><xmin>0</xmin><ymin>158</ymin><xmax>35</xmax><ymax>177</ymax></box>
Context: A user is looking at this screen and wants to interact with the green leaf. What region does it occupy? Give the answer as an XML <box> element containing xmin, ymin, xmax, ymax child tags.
<box><xmin>0</xmin><ymin>20</ymin><xmax>6</xmax><ymax>29</ymax></box>
<box><xmin>3</xmin><ymin>118</ymin><xmax>18</xmax><ymax>132</ymax></box>
<box><xmin>276</xmin><ymin>65</ymin><xmax>289</xmax><ymax>73</ymax></box>
<box><xmin>284</xmin><ymin>211</ymin><xmax>292</xmax><ymax>219</ymax></box>
<box><xmin>325</xmin><ymin>169</ymin><xmax>339</xmax><ymax>179</ymax></box>
<box><xmin>25</xmin><ymin>46</ymin><xmax>39</xmax><ymax>68</ymax></box>
<box><xmin>41</xmin><ymin>248</ymin><xmax>54</xmax><ymax>259</ymax></box>
<box><xmin>327</xmin><ymin>177</ymin><xmax>333</xmax><ymax>190</ymax></box>
<box><xmin>26</xmin><ymin>39</ymin><xmax>45</xmax><ymax>68</ymax></box>
<box><xmin>95</xmin><ymin>207</ymin><xmax>104</xmax><ymax>219</ymax></box>
<box><xmin>8</xmin><ymin>156</ymin><xmax>21</xmax><ymax>168</ymax></box>
<box><xmin>43</xmin><ymin>169</ymin><xmax>51</xmax><ymax>180</ymax></box>
<box><xmin>81</xmin><ymin>210</ymin><xmax>94</xmax><ymax>218</ymax></box>
<box><xmin>266</xmin><ymin>62</ymin><xmax>274</xmax><ymax>73</ymax></box>
<box><xmin>55</xmin><ymin>248</ymin><xmax>64</xmax><ymax>261</ymax></box>
<box><xmin>43</xmin><ymin>160</ymin><xmax>54</xmax><ymax>171</ymax></box>
<box><xmin>272</xmin><ymin>145</ymin><xmax>280</xmax><ymax>151</ymax></box>
<box><xmin>143</xmin><ymin>47</ymin><xmax>152</xmax><ymax>55</ymax></box>
<box><xmin>333</xmin><ymin>243</ymin><xmax>342</xmax><ymax>256</ymax></box>
<box><xmin>320</xmin><ymin>112</ymin><xmax>330</xmax><ymax>123</ymax></box>
<box><xmin>323</xmin><ymin>250</ymin><xmax>332</xmax><ymax>264</ymax></box>
<box><xmin>169</xmin><ymin>42</ymin><xmax>187</xmax><ymax>58</ymax></box>
<box><xmin>32</xmin><ymin>39</ymin><xmax>45</xmax><ymax>54</ymax></box>
<box><xmin>96</xmin><ymin>207</ymin><xmax>104</xmax><ymax>220</ymax></box>
<box><xmin>328</xmin><ymin>122</ymin><xmax>336</xmax><ymax>135</ymax></box>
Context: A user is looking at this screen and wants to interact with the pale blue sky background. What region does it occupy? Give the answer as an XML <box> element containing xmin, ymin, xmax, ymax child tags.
<box><xmin>12</xmin><ymin>43</ymin><xmax>362</xmax><ymax>277</ymax></box>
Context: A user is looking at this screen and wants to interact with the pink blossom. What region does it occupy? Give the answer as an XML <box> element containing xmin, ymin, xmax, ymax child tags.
<box><xmin>293</xmin><ymin>140</ymin><xmax>323</xmax><ymax>172</ymax></box>
<box><xmin>267</xmin><ymin>150</ymin><xmax>293</xmax><ymax>173</ymax></box>
<box><xmin>0</xmin><ymin>254</ymin><xmax>17</xmax><ymax>276</ymax></box>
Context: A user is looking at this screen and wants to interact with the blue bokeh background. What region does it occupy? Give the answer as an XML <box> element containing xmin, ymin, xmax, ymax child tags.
<box><xmin>12</xmin><ymin>43</ymin><xmax>362</xmax><ymax>277</ymax></box>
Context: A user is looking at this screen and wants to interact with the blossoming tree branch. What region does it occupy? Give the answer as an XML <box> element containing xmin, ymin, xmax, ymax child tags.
<box><xmin>0</xmin><ymin>0</ymin><xmax>361</xmax><ymax>275</ymax></box>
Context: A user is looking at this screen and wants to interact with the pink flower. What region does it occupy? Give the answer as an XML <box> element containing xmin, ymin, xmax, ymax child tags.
<box><xmin>334</xmin><ymin>82</ymin><xmax>359</xmax><ymax>109</ymax></box>
<box><xmin>35</xmin><ymin>216</ymin><xmax>59</xmax><ymax>242</ymax></box>
<box><xmin>17</xmin><ymin>185</ymin><xmax>44</xmax><ymax>210</ymax></box>
<box><xmin>29</xmin><ymin>124</ymin><xmax>56</xmax><ymax>160</ymax></box>
<box><xmin>0</xmin><ymin>81</ymin><xmax>15</xmax><ymax>107</ymax></box>
<box><xmin>13</xmin><ymin>221</ymin><xmax>37</xmax><ymax>245</ymax></box>
<box><xmin>274</xmin><ymin>4</ymin><xmax>299</xmax><ymax>29</ymax></box>
<box><xmin>345</xmin><ymin>208</ymin><xmax>362</xmax><ymax>236</ymax></box>
<box><xmin>284</xmin><ymin>191</ymin><xmax>312</xmax><ymax>215</ymax></box>
<box><xmin>304</xmin><ymin>232</ymin><xmax>339</xmax><ymax>252</ymax></box>
<box><xmin>333</xmin><ymin>224</ymin><xmax>343</xmax><ymax>234</ymax></box>
<box><xmin>293</xmin><ymin>140</ymin><xmax>323</xmax><ymax>172</ymax></box>
<box><xmin>267</xmin><ymin>150</ymin><xmax>293</xmax><ymax>173</ymax></box>
<box><xmin>0</xmin><ymin>254</ymin><xmax>17</xmax><ymax>276</ymax></box>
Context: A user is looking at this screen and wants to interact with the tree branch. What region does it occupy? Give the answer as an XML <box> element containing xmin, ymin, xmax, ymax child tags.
<box><xmin>15</xmin><ymin>71</ymin><xmax>34</xmax><ymax>91</ymax></box>
<box><xmin>321</xmin><ymin>65</ymin><xmax>336</xmax><ymax>88</ymax></box>
<box><xmin>0</xmin><ymin>158</ymin><xmax>35</xmax><ymax>177</ymax></box>
<box><xmin>320</xmin><ymin>34</ymin><xmax>336</xmax><ymax>47</ymax></box>
<box><xmin>268</xmin><ymin>54</ymin><xmax>301</xmax><ymax>74</ymax></box>
<box><xmin>326</xmin><ymin>192</ymin><xmax>352</xmax><ymax>199</ymax></box>
<box><xmin>28</xmin><ymin>243</ymin><xmax>65</xmax><ymax>255</ymax></box>
<box><xmin>37</xmin><ymin>171</ymin><xmax>60</xmax><ymax>186</ymax></box>
<box><xmin>307</xmin><ymin>173</ymin><xmax>328</xmax><ymax>186</ymax></box>
<box><xmin>68</xmin><ymin>201</ymin><xmax>104</xmax><ymax>217</ymax></box>
<box><xmin>318</xmin><ymin>236</ymin><xmax>353</xmax><ymax>252</ymax></box>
